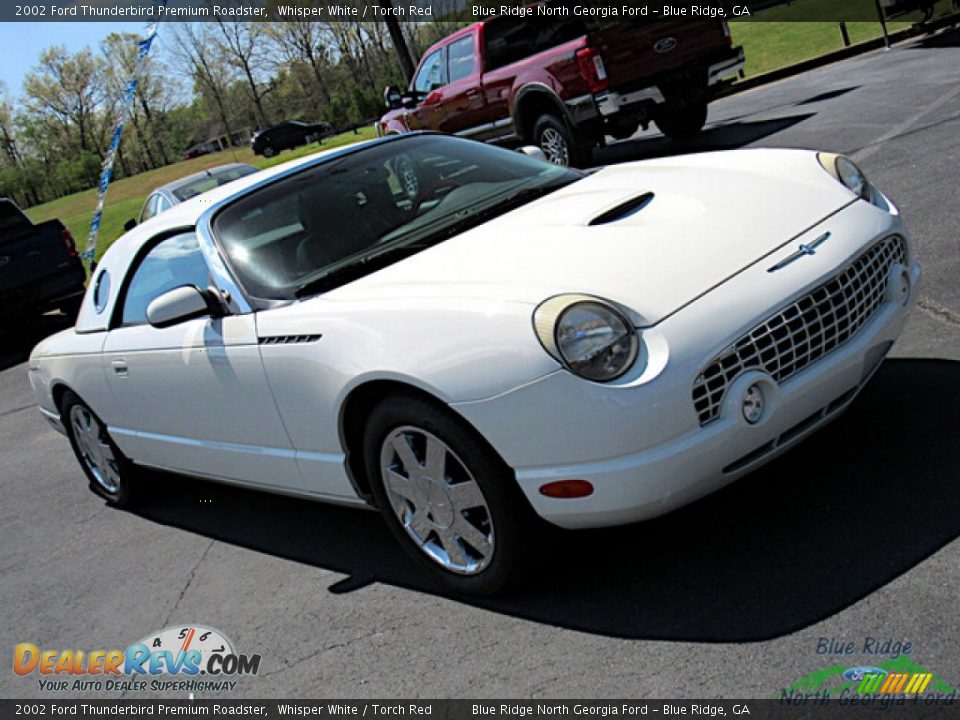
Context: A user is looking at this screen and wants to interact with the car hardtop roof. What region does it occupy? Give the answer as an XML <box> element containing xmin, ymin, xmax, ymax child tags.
<box><xmin>101</xmin><ymin>134</ymin><xmax>418</xmax><ymax>263</ymax></box>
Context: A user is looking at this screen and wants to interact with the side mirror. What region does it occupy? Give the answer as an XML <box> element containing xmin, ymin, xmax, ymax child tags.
<box><xmin>384</xmin><ymin>85</ymin><xmax>403</xmax><ymax>109</ymax></box>
<box><xmin>400</xmin><ymin>93</ymin><xmax>418</xmax><ymax>110</ymax></box>
<box><xmin>518</xmin><ymin>146</ymin><xmax>548</xmax><ymax>162</ymax></box>
<box><xmin>146</xmin><ymin>285</ymin><xmax>224</xmax><ymax>329</ymax></box>
<box><xmin>124</xmin><ymin>218</ymin><xmax>137</xmax><ymax>232</ymax></box>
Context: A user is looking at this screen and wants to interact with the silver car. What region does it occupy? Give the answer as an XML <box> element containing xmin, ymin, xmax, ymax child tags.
<box><xmin>128</xmin><ymin>164</ymin><xmax>259</xmax><ymax>229</ymax></box>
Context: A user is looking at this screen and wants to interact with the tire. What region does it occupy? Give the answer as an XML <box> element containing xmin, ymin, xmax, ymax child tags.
<box><xmin>363</xmin><ymin>393</ymin><xmax>533</xmax><ymax>595</ymax></box>
<box><xmin>532</xmin><ymin>113</ymin><xmax>591</xmax><ymax>168</ymax></box>
<box><xmin>262</xmin><ymin>146</ymin><xmax>276</xmax><ymax>158</ymax></box>
<box><xmin>61</xmin><ymin>390</ymin><xmax>138</xmax><ymax>507</ymax></box>
<box><xmin>654</xmin><ymin>102</ymin><xmax>708</xmax><ymax>140</ymax></box>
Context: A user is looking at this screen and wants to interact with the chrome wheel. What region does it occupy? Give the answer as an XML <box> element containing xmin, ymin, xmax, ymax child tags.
<box><xmin>394</xmin><ymin>154</ymin><xmax>420</xmax><ymax>198</ymax></box>
<box><xmin>380</xmin><ymin>426</ymin><xmax>494</xmax><ymax>575</ymax></box>
<box><xmin>539</xmin><ymin>127</ymin><xmax>570</xmax><ymax>166</ymax></box>
<box><xmin>69</xmin><ymin>405</ymin><xmax>121</xmax><ymax>494</ymax></box>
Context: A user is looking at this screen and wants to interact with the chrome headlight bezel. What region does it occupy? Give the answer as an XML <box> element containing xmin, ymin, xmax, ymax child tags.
<box><xmin>533</xmin><ymin>294</ymin><xmax>641</xmax><ymax>382</ymax></box>
<box><xmin>817</xmin><ymin>152</ymin><xmax>874</xmax><ymax>203</ymax></box>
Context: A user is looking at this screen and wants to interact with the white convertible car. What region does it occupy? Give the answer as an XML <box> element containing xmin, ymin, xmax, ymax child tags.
<box><xmin>29</xmin><ymin>134</ymin><xmax>919</xmax><ymax>593</ymax></box>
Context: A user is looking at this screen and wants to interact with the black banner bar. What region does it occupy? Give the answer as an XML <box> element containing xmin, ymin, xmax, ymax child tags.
<box><xmin>3</xmin><ymin>0</ymin><xmax>960</xmax><ymax>23</ymax></box>
<box><xmin>2</xmin><ymin>700</ymin><xmax>960</xmax><ymax>719</ymax></box>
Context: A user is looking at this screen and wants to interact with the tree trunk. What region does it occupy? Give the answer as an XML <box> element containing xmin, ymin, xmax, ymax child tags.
<box><xmin>380</xmin><ymin>8</ymin><xmax>415</xmax><ymax>82</ymax></box>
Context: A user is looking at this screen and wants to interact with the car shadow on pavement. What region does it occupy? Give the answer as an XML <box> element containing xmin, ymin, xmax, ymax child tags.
<box><xmin>0</xmin><ymin>313</ymin><xmax>73</xmax><ymax>372</ymax></box>
<box><xmin>913</xmin><ymin>25</ymin><xmax>960</xmax><ymax>49</ymax></box>
<box><xmin>128</xmin><ymin>358</ymin><xmax>960</xmax><ymax>642</ymax></box>
<box><xmin>594</xmin><ymin>113</ymin><xmax>815</xmax><ymax>166</ymax></box>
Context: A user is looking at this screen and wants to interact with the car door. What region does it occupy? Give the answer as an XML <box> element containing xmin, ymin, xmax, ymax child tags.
<box><xmin>407</xmin><ymin>48</ymin><xmax>448</xmax><ymax>131</ymax></box>
<box><xmin>101</xmin><ymin>231</ymin><xmax>303</xmax><ymax>491</ymax></box>
<box><xmin>437</xmin><ymin>32</ymin><xmax>489</xmax><ymax>138</ymax></box>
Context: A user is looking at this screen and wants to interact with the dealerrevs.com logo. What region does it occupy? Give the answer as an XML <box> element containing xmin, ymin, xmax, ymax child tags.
<box><xmin>13</xmin><ymin>625</ymin><xmax>261</xmax><ymax>693</ymax></box>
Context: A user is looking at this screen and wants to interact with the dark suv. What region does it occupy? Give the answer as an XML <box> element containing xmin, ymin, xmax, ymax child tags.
<box><xmin>251</xmin><ymin>121</ymin><xmax>335</xmax><ymax>158</ymax></box>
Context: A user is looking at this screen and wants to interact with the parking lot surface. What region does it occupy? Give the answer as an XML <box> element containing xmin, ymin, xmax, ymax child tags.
<box><xmin>2</xmin><ymin>28</ymin><xmax>959</xmax><ymax>699</ymax></box>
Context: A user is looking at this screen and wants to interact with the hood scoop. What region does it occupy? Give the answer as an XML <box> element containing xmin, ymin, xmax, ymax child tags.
<box><xmin>588</xmin><ymin>192</ymin><xmax>655</xmax><ymax>226</ymax></box>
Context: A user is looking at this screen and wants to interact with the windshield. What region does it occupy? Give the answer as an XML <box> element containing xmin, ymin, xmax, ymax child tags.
<box><xmin>172</xmin><ymin>165</ymin><xmax>259</xmax><ymax>201</ymax></box>
<box><xmin>211</xmin><ymin>135</ymin><xmax>582</xmax><ymax>300</ymax></box>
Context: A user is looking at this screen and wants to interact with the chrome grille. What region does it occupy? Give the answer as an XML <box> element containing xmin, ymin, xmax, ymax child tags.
<box><xmin>692</xmin><ymin>235</ymin><xmax>906</xmax><ymax>426</ymax></box>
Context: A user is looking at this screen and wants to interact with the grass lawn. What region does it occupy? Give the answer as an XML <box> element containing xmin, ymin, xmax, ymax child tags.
<box><xmin>731</xmin><ymin>0</ymin><xmax>959</xmax><ymax>77</ymax></box>
<box><xmin>732</xmin><ymin>21</ymin><xmax>911</xmax><ymax>78</ymax></box>
<box><xmin>26</xmin><ymin>125</ymin><xmax>378</xmax><ymax>263</ymax></box>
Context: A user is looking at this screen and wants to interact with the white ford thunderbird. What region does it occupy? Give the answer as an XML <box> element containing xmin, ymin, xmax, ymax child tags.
<box><xmin>29</xmin><ymin>134</ymin><xmax>919</xmax><ymax>593</ymax></box>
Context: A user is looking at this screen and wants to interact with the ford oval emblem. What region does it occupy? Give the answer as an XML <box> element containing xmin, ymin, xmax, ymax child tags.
<box><xmin>843</xmin><ymin>666</ymin><xmax>887</xmax><ymax>682</ymax></box>
<box><xmin>654</xmin><ymin>37</ymin><xmax>678</xmax><ymax>53</ymax></box>
<box><xmin>0</xmin><ymin>256</ymin><xmax>9</xmax><ymax>267</ymax></box>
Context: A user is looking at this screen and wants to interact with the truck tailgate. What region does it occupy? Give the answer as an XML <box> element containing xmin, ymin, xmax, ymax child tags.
<box><xmin>587</xmin><ymin>21</ymin><xmax>730</xmax><ymax>90</ymax></box>
<box><xmin>0</xmin><ymin>221</ymin><xmax>79</xmax><ymax>294</ymax></box>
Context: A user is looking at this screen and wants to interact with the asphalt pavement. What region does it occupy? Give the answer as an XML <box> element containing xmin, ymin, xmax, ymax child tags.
<box><xmin>2</xmin><ymin>27</ymin><xmax>959</xmax><ymax>699</ymax></box>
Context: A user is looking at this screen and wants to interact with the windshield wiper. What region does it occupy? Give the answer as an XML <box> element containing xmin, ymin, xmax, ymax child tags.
<box><xmin>294</xmin><ymin>242</ymin><xmax>424</xmax><ymax>298</ymax></box>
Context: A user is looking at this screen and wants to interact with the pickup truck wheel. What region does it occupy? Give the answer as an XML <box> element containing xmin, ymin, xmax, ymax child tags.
<box><xmin>655</xmin><ymin>102</ymin><xmax>708</xmax><ymax>140</ymax></box>
<box><xmin>61</xmin><ymin>391</ymin><xmax>138</xmax><ymax>507</ymax></box>
<box><xmin>262</xmin><ymin>146</ymin><xmax>276</xmax><ymax>158</ymax></box>
<box><xmin>364</xmin><ymin>393</ymin><xmax>533</xmax><ymax>595</ymax></box>
<box><xmin>533</xmin><ymin>114</ymin><xmax>590</xmax><ymax>168</ymax></box>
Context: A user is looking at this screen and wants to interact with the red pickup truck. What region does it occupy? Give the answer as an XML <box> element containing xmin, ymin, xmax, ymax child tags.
<box><xmin>378</xmin><ymin>17</ymin><xmax>744</xmax><ymax>166</ymax></box>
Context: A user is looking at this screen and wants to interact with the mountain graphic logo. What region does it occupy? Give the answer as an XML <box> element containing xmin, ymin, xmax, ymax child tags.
<box><xmin>782</xmin><ymin>656</ymin><xmax>957</xmax><ymax>697</ymax></box>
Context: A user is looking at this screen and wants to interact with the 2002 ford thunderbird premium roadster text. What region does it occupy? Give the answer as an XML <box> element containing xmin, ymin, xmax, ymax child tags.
<box><xmin>29</xmin><ymin>134</ymin><xmax>920</xmax><ymax>593</ymax></box>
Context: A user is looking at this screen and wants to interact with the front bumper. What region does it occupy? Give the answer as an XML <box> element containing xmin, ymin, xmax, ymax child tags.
<box><xmin>453</xmin><ymin>206</ymin><xmax>918</xmax><ymax>529</ymax></box>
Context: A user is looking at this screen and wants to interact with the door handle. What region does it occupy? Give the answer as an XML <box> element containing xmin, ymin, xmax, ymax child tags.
<box><xmin>111</xmin><ymin>359</ymin><xmax>129</xmax><ymax>377</ymax></box>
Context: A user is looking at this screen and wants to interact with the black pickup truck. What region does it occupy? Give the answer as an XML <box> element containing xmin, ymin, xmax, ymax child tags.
<box><xmin>0</xmin><ymin>199</ymin><xmax>87</xmax><ymax>324</ymax></box>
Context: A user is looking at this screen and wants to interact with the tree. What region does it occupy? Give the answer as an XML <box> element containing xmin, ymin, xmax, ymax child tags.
<box><xmin>170</xmin><ymin>24</ymin><xmax>237</xmax><ymax>145</ymax></box>
<box><xmin>212</xmin><ymin>17</ymin><xmax>273</xmax><ymax>129</ymax></box>
<box><xmin>101</xmin><ymin>32</ymin><xmax>177</xmax><ymax>169</ymax></box>
<box><xmin>264</xmin><ymin>21</ymin><xmax>333</xmax><ymax>109</ymax></box>
<box><xmin>23</xmin><ymin>46</ymin><xmax>106</xmax><ymax>154</ymax></box>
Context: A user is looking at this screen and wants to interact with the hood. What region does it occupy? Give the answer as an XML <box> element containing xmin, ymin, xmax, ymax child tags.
<box><xmin>323</xmin><ymin>149</ymin><xmax>857</xmax><ymax>325</ymax></box>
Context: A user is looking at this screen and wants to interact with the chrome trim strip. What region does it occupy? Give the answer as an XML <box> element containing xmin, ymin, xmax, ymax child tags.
<box><xmin>195</xmin><ymin>219</ymin><xmax>253</xmax><ymax>314</ymax></box>
<box><xmin>707</xmin><ymin>50</ymin><xmax>745</xmax><ymax>86</ymax></box>
<box><xmin>596</xmin><ymin>87</ymin><xmax>666</xmax><ymax>117</ymax></box>
<box><xmin>455</xmin><ymin>118</ymin><xmax>511</xmax><ymax>139</ymax></box>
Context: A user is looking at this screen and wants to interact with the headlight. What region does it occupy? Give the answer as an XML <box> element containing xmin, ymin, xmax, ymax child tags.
<box><xmin>534</xmin><ymin>295</ymin><xmax>640</xmax><ymax>382</ymax></box>
<box><xmin>817</xmin><ymin>152</ymin><xmax>872</xmax><ymax>201</ymax></box>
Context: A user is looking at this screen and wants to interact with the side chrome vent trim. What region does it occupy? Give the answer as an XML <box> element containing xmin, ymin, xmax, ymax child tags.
<box><xmin>258</xmin><ymin>334</ymin><xmax>322</xmax><ymax>345</ymax></box>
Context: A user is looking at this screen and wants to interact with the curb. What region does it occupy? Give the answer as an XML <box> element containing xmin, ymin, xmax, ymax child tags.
<box><xmin>718</xmin><ymin>13</ymin><xmax>960</xmax><ymax>99</ymax></box>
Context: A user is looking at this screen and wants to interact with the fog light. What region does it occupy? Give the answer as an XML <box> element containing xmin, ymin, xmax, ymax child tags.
<box><xmin>897</xmin><ymin>267</ymin><xmax>911</xmax><ymax>306</ymax></box>
<box><xmin>742</xmin><ymin>384</ymin><xmax>765</xmax><ymax>424</ymax></box>
<box><xmin>539</xmin><ymin>480</ymin><xmax>594</xmax><ymax>499</ymax></box>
